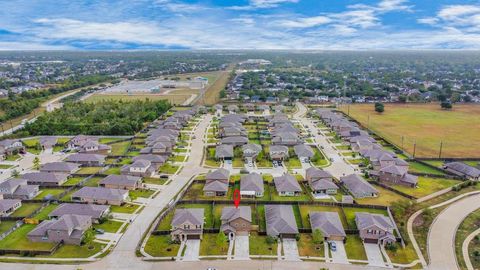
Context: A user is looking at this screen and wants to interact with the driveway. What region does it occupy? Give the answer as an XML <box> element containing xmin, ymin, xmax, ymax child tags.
<box><xmin>363</xmin><ymin>243</ymin><xmax>385</xmax><ymax>267</ymax></box>
<box><xmin>330</xmin><ymin>241</ymin><xmax>349</xmax><ymax>264</ymax></box>
<box><xmin>282</xmin><ymin>239</ymin><xmax>300</xmax><ymax>261</ymax></box>
<box><xmin>234</xmin><ymin>235</ymin><xmax>250</xmax><ymax>260</ymax></box>
<box><xmin>182</xmin><ymin>240</ymin><xmax>200</xmax><ymax>261</ymax></box>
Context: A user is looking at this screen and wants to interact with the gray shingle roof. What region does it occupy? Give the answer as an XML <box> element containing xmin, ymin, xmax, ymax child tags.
<box><xmin>309</xmin><ymin>212</ymin><xmax>346</xmax><ymax>238</ymax></box>
<box><xmin>306</xmin><ymin>167</ymin><xmax>333</xmax><ymax>180</ymax></box>
<box><xmin>72</xmin><ymin>187</ymin><xmax>128</xmax><ymax>201</ymax></box>
<box><xmin>49</xmin><ymin>203</ymin><xmax>110</xmax><ymax>220</ymax></box>
<box><xmin>172</xmin><ymin>208</ymin><xmax>204</xmax><ymax>227</ymax></box>
<box><xmin>0</xmin><ymin>199</ymin><xmax>21</xmax><ymax>212</ymax></box>
<box><xmin>66</xmin><ymin>153</ymin><xmax>106</xmax><ymax>163</ymax></box>
<box><xmin>206</xmin><ymin>168</ymin><xmax>230</xmax><ymax>181</ymax></box>
<box><xmin>40</xmin><ymin>162</ymin><xmax>80</xmax><ymax>173</ymax></box>
<box><xmin>444</xmin><ymin>162</ymin><xmax>480</xmax><ymax>178</ymax></box>
<box><xmin>273</xmin><ymin>173</ymin><xmax>302</xmax><ymax>193</ymax></box>
<box><xmin>100</xmin><ymin>175</ymin><xmax>141</xmax><ymax>187</ymax></box>
<box><xmin>240</xmin><ymin>173</ymin><xmax>264</xmax><ymax>193</ymax></box>
<box><xmin>311</xmin><ymin>179</ymin><xmax>339</xmax><ymax>191</ymax></box>
<box><xmin>21</xmin><ymin>172</ymin><xmax>69</xmax><ymax>184</ymax></box>
<box><xmin>340</xmin><ymin>174</ymin><xmax>378</xmax><ymax>198</ymax></box>
<box><xmin>215</xmin><ymin>144</ymin><xmax>233</xmax><ymax>158</ymax></box>
<box><xmin>265</xmin><ymin>205</ymin><xmax>299</xmax><ymax>236</ymax></box>
<box><xmin>355</xmin><ymin>212</ymin><xmax>394</xmax><ymax>231</ymax></box>
<box><xmin>293</xmin><ymin>144</ymin><xmax>314</xmax><ymax>158</ymax></box>
<box><xmin>221</xmin><ymin>206</ymin><xmax>252</xmax><ymax>223</ymax></box>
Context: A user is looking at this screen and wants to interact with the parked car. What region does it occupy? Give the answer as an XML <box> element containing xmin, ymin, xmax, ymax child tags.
<box><xmin>329</xmin><ymin>241</ymin><xmax>337</xmax><ymax>252</ymax></box>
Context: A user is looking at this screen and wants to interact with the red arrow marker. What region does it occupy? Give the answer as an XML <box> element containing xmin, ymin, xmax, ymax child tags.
<box><xmin>233</xmin><ymin>189</ymin><xmax>241</xmax><ymax>208</ymax></box>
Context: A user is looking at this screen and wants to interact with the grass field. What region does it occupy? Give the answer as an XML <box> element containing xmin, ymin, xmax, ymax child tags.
<box><xmin>197</xmin><ymin>67</ymin><xmax>233</xmax><ymax>105</ymax></box>
<box><xmin>339</xmin><ymin>103</ymin><xmax>480</xmax><ymax>158</ymax></box>
<box><xmin>390</xmin><ymin>176</ymin><xmax>459</xmax><ymax>198</ymax></box>
<box><xmin>144</xmin><ymin>235</ymin><xmax>180</xmax><ymax>257</ymax></box>
<box><xmin>85</xmin><ymin>91</ymin><xmax>196</xmax><ymax>105</ymax></box>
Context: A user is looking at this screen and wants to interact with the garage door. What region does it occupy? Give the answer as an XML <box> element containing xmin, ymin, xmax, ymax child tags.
<box><xmin>187</xmin><ymin>235</ymin><xmax>201</xmax><ymax>240</ymax></box>
<box><xmin>364</xmin><ymin>238</ymin><xmax>378</xmax><ymax>244</ymax></box>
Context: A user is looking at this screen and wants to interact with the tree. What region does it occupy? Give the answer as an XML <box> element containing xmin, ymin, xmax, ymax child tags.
<box><xmin>216</xmin><ymin>231</ymin><xmax>228</xmax><ymax>250</ymax></box>
<box><xmin>312</xmin><ymin>229</ymin><xmax>324</xmax><ymax>244</ymax></box>
<box><xmin>374</xmin><ymin>102</ymin><xmax>384</xmax><ymax>113</ymax></box>
<box><xmin>266</xmin><ymin>235</ymin><xmax>276</xmax><ymax>245</ymax></box>
<box><xmin>398</xmin><ymin>95</ymin><xmax>407</xmax><ymax>103</ymax></box>
<box><xmin>441</xmin><ymin>101</ymin><xmax>452</xmax><ymax>110</ymax></box>
<box><xmin>33</xmin><ymin>157</ymin><xmax>40</xmax><ymax>170</ymax></box>
<box><xmin>11</xmin><ymin>169</ymin><xmax>19</xmax><ymax>178</ymax></box>
<box><xmin>311</xmin><ymin>150</ymin><xmax>322</xmax><ymax>163</ymax></box>
<box><xmin>219</xmin><ymin>89</ymin><xmax>226</xmax><ymax>99</ymax></box>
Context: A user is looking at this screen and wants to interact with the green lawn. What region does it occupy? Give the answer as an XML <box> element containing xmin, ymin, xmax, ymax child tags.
<box><xmin>32</xmin><ymin>204</ymin><xmax>58</xmax><ymax>220</ymax></box>
<box><xmin>143</xmin><ymin>177</ymin><xmax>168</xmax><ymax>185</ymax></box>
<box><xmin>177</xmin><ymin>204</ymin><xmax>214</xmax><ymax>228</ymax></box>
<box><xmin>129</xmin><ymin>189</ymin><xmax>155</xmax><ymax>200</ymax></box>
<box><xmin>159</xmin><ymin>163</ymin><xmax>180</xmax><ymax>174</ymax></box>
<box><xmin>110</xmin><ymin>203</ymin><xmax>140</xmax><ymax>214</ymax></box>
<box><xmin>157</xmin><ymin>211</ymin><xmax>175</xmax><ymax>230</ymax></box>
<box><xmin>103</xmin><ymin>167</ymin><xmax>121</xmax><ymax>175</ymax></box>
<box><xmin>345</xmin><ymin>235</ymin><xmax>367</xmax><ymax>260</ymax></box>
<box><xmin>0</xmin><ymin>164</ymin><xmax>13</xmax><ymax>169</ymax></box>
<box><xmin>232</xmin><ymin>157</ymin><xmax>245</xmax><ymax>168</ymax></box>
<box><xmin>59</xmin><ymin>188</ymin><xmax>80</xmax><ymax>201</ymax></box>
<box><xmin>35</xmin><ymin>189</ymin><xmax>65</xmax><ymax>200</ymax></box>
<box><xmin>199</xmin><ymin>233</ymin><xmax>228</xmax><ymax>256</ymax></box>
<box><xmin>99</xmin><ymin>137</ymin><xmax>125</xmax><ymax>144</ymax></box>
<box><xmin>456</xmin><ymin>209</ymin><xmax>480</xmax><ymax>269</ymax></box>
<box><xmin>408</xmin><ymin>161</ymin><xmax>445</xmax><ymax>175</ymax></box>
<box><xmin>5</xmin><ymin>154</ymin><xmax>21</xmax><ymax>161</ymax></box>
<box><xmin>390</xmin><ymin>176</ymin><xmax>459</xmax><ymax>198</ymax></box>
<box><xmin>63</xmin><ymin>176</ymin><xmax>85</xmax><ymax>186</ymax></box>
<box><xmin>270</xmin><ymin>185</ymin><xmax>311</xmax><ymax>202</ymax></box>
<box><xmin>83</xmin><ymin>176</ymin><xmax>103</xmax><ymax>187</ymax></box>
<box><xmin>0</xmin><ymin>221</ymin><xmax>17</xmax><ymax>235</ymax></box>
<box><xmin>144</xmin><ymin>235</ymin><xmax>180</xmax><ymax>257</ymax></box>
<box><xmin>256</xmin><ymin>158</ymin><xmax>273</xmax><ymax>168</ymax></box>
<box><xmin>286</xmin><ymin>157</ymin><xmax>302</xmax><ymax>169</ymax></box>
<box><xmin>94</xmin><ymin>220</ymin><xmax>124</xmax><ymax>233</ymax></box>
<box><xmin>11</xmin><ymin>203</ymin><xmax>42</xmax><ymax>217</ymax></box>
<box><xmin>0</xmin><ymin>224</ymin><xmax>55</xmax><ymax>251</ymax></box>
<box><xmin>311</xmin><ymin>148</ymin><xmax>328</xmax><ymax>167</ymax></box>
<box><xmin>298</xmin><ymin>205</ymin><xmax>347</xmax><ymax>229</ymax></box>
<box><xmin>386</xmin><ymin>244</ymin><xmax>419</xmax><ymax>265</ymax></box>
<box><xmin>298</xmin><ymin>234</ymin><xmax>324</xmax><ymax>257</ymax></box>
<box><xmin>168</xmin><ymin>155</ymin><xmax>186</xmax><ymax>163</ymax></box>
<box><xmin>356</xmin><ymin>185</ymin><xmax>409</xmax><ymax>206</ymax></box>
<box><xmin>46</xmin><ymin>241</ymin><xmax>105</xmax><ymax>258</ymax></box>
<box><xmin>76</xmin><ymin>167</ymin><xmax>102</xmax><ymax>175</ymax></box>
<box><xmin>109</xmin><ymin>141</ymin><xmax>131</xmax><ymax>156</ymax></box>
<box><xmin>249</xmin><ymin>232</ymin><xmax>277</xmax><ymax>256</ymax></box>
<box><xmin>26</xmin><ymin>147</ymin><xmax>42</xmax><ymax>155</ymax></box>
<box><xmin>22</xmin><ymin>138</ymin><xmax>39</xmax><ymax>147</ymax></box>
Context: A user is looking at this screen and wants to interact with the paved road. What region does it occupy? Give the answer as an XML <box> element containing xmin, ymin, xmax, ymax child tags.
<box><xmin>428</xmin><ymin>193</ymin><xmax>480</xmax><ymax>270</ymax></box>
<box><xmin>462</xmin><ymin>227</ymin><xmax>480</xmax><ymax>270</ymax></box>
<box><xmin>295</xmin><ymin>103</ymin><xmax>356</xmax><ymax>179</ymax></box>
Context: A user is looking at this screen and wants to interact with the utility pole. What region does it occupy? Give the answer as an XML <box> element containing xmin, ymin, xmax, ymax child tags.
<box><xmin>439</xmin><ymin>141</ymin><xmax>443</xmax><ymax>159</ymax></box>
<box><xmin>401</xmin><ymin>136</ymin><xmax>404</xmax><ymax>151</ymax></box>
<box><xmin>347</xmin><ymin>104</ymin><xmax>350</xmax><ymax>116</ymax></box>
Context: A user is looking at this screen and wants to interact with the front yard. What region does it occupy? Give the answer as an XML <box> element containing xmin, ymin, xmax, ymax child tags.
<box><xmin>144</xmin><ymin>235</ymin><xmax>180</xmax><ymax>257</ymax></box>
<box><xmin>249</xmin><ymin>232</ymin><xmax>277</xmax><ymax>256</ymax></box>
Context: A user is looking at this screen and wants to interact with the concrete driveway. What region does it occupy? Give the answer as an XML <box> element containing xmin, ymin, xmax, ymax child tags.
<box><xmin>182</xmin><ymin>240</ymin><xmax>200</xmax><ymax>261</ymax></box>
<box><xmin>234</xmin><ymin>235</ymin><xmax>250</xmax><ymax>260</ymax></box>
<box><xmin>330</xmin><ymin>241</ymin><xmax>349</xmax><ymax>264</ymax></box>
<box><xmin>282</xmin><ymin>239</ymin><xmax>300</xmax><ymax>261</ymax></box>
<box><xmin>363</xmin><ymin>243</ymin><xmax>385</xmax><ymax>267</ymax></box>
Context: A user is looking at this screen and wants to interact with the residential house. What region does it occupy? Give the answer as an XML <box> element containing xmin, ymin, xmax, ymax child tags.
<box><xmin>305</xmin><ymin>167</ymin><xmax>338</xmax><ymax>195</ymax></box>
<box><xmin>27</xmin><ymin>214</ymin><xmax>92</xmax><ymax>245</ymax></box>
<box><xmin>66</xmin><ymin>135</ymin><xmax>96</xmax><ymax>150</ymax></box>
<box><xmin>340</xmin><ymin>174</ymin><xmax>378</xmax><ymax>198</ymax></box>
<box><xmin>242</xmin><ymin>144</ymin><xmax>262</xmax><ymax>161</ymax></box>
<box><xmin>220</xmin><ymin>206</ymin><xmax>252</xmax><ymax>237</ymax></box>
<box><xmin>273</xmin><ymin>173</ymin><xmax>302</xmax><ymax>196</ymax></box>
<box><xmin>444</xmin><ymin>162</ymin><xmax>480</xmax><ymax>180</ymax></box>
<box><xmin>294</xmin><ymin>144</ymin><xmax>314</xmax><ymax>161</ymax></box>
<box><xmin>39</xmin><ymin>137</ymin><xmax>57</xmax><ymax>150</ymax></box>
<box><xmin>49</xmin><ymin>203</ymin><xmax>110</xmax><ymax>223</ymax></box>
<box><xmin>171</xmin><ymin>208</ymin><xmax>205</xmax><ymax>241</ymax></box>
<box><xmin>355</xmin><ymin>212</ymin><xmax>396</xmax><ymax>245</ymax></box>
<box><xmin>78</xmin><ymin>141</ymin><xmax>111</xmax><ymax>155</ymax></box>
<box><xmin>220</xmin><ymin>136</ymin><xmax>248</xmax><ymax>146</ymax></box>
<box><xmin>203</xmin><ymin>168</ymin><xmax>230</xmax><ymax>197</ymax></box>
<box><xmin>269</xmin><ymin>145</ymin><xmax>289</xmax><ymax>161</ymax></box>
<box><xmin>215</xmin><ymin>144</ymin><xmax>234</xmax><ymax>160</ymax></box>
<box><xmin>0</xmin><ymin>139</ymin><xmax>24</xmax><ymax>159</ymax></box>
<box><xmin>0</xmin><ymin>179</ymin><xmax>39</xmax><ymax>200</ymax></box>
<box><xmin>227</xmin><ymin>104</ymin><xmax>239</xmax><ymax>114</ymax></box>
<box><xmin>121</xmin><ymin>159</ymin><xmax>155</xmax><ymax>177</ymax></box>
<box><xmin>40</xmin><ymin>162</ymin><xmax>81</xmax><ymax>174</ymax></box>
<box><xmin>372</xmin><ymin>165</ymin><xmax>418</xmax><ymax>187</ymax></box>
<box><xmin>100</xmin><ymin>175</ymin><xmax>142</xmax><ymax>190</ymax></box>
<box><xmin>240</xmin><ymin>173</ymin><xmax>264</xmax><ymax>198</ymax></box>
<box><xmin>219</xmin><ymin>126</ymin><xmax>247</xmax><ymax>138</ymax></box>
<box><xmin>66</xmin><ymin>153</ymin><xmax>106</xmax><ymax>166</ymax></box>
<box><xmin>132</xmin><ymin>154</ymin><xmax>166</xmax><ymax>167</ymax></box>
<box><xmin>72</xmin><ymin>187</ymin><xmax>129</xmax><ymax>206</ymax></box>
<box><xmin>265</xmin><ymin>205</ymin><xmax>299</xmax><ymax>238</ymax></box>
<box><xmin>0</xmin><ymin>199</ymin><xmax>22</xmax><ymax>217</ymax></box>
<box><xmin>21</xmin><ymin>172</ymin><xmax>69</xmax><ymax>187</ymax></box>
<box><xmin>309</xmin><ymin>212</ymin><xmax>346</xmax><ymax>241</ymax></box>
<box><xmin>272</xmin><ymin>132</ymin><xmax>302</xmax><ymax>146</ymax></box>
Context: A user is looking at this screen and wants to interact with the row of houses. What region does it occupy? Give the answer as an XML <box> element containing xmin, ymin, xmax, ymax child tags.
<box><xmin>170</xmin><ymin>205</ymin><xmax>395</xmax><ymax>245</ymax></box>
<box><xmin>316</xmin><ymin>109</ymin><xmax>419</xmax><ymax>188</ymax></box>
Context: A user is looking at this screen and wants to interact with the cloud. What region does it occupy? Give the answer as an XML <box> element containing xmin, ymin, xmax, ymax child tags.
<box><xmin>418</xmin><ymin>4</ymin><xmax>480</xmax><ymax>33</ymax></box>
<box><xmin>228</xmin><ymin>0</ymin><xmax>299</xmax><ymax>10</ymax></box>
<box><xmin>154</xmin><ymin>0</ymin><xmax>210</xmax><ymax>13</ymax></box>
<box><xmin>276</xmin><ymin>16</ymin><xmax>331</xmax><ymax>28</ymax></box>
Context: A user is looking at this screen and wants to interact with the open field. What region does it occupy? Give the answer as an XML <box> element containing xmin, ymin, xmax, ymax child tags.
<box><xmin>85</xmin><ymin>92</ymin><xmax>197</xmax><ymax>105</ymax></box>
<box><xmin>196</xmin><ymin>66</ymin><xmax>233</xmax><ymax>105</ymax></box>
<box><xmin>339</xmin><ymin>103</ymin><xmax>480</xmax><ymax>158</ymax></box>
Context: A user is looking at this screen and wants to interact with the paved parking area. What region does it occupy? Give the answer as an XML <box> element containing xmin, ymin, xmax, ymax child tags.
<box><xmin>183</xmin><ymin>240</ymin><xmax>200</xmax><ymax>261</ymax></box>
<box><xmin>282</xmin><ymin>239</ymin><xmax>300</xmax><ymax>261</ymax></box>
<box><xmin>364</xmin><ymin>243</ymin><xmax>385</xmax><ymax>267</ymax></box>
<box><xmin>329</xmin><ymin>241</ymin><xmax>349</xmax><ymax>264</ymax></box>
<box><xmin>234</xmin><ymin>235</ymin><xmax>250</xmax><ymax>260</ymax></box>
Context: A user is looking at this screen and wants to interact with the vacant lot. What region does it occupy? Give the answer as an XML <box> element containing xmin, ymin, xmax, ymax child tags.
<box><xmin>339</xmin><ymin>103</ymin><xmax>480</xmax><ymax>158</ymax></box>
<box><xmin>85</xmin><ymin>90</ymin><xmax>198</xmax><ymax>105</ymax></box>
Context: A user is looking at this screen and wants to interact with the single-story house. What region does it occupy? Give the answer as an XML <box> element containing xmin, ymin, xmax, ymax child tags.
<box><xmin>71</xmin><ymin>187</ymin><xmax>129</xmax><ymax>206</ymax></box>
<box><xmin>215</xmin><ymin>144</ymin><xmax>234</xmax><ymax>160</ymax></box>
<box><xmin>21</xmin><ymin>172</ymin><xmax>69</xmax><ymax>187</ymax></box>
<box><xmin>220</xmin><ymin>136</ymin><xmax>248</xmax><ymax>146</ymax></box>
<box><xmin>273</xmin><ymin>173</ymin><xmax>302</xmax><ymax>196</ymax></box>
<box><xmin>269</xmin><ymin>145</ymin><xmax>289</xmax><ymax>161</ymax></box>
<box><xmin>40</xmin><ymin>162</ymin><xmax>81</xmax><ymax>174</ymax></box>
<box><xmin>293</xmin><ymin>144</ymin><xmax>314</xmax><ymax>160</ymax></box>
<box><xmin>65</xmin><ymin>153</ymin><xmax>106</xmax><ymax>166</ymax></box>
<box><xmin>340</xmin><ymin>174</ymin><xmax>378</xmax><ymax>198</ymax></box>
<box><xmin>0</xmin><ymin>179</ymin><xmax>39</xmax><ymax>200</ymax></box>
<box><xmin>121</xmin><ymin>159</ymin><xmax>155</xmax><ymax>178</ymax></box>
<box><xmin>132</xmin><ymin>154</ymin><xmax>166</xmax><ymax>167</ymax></box>
<box><xmin>265</xmin><ymin>205</ymin><xmax>299</xmax><ymax>238</ymax></box>
<box><xmin>242</xmin><ymin>144</ymin><xmax>262</xmax><ymax>160</ymax></box>
<box><xmin>48</xmin><ymin>203</ymin><xmax>110</xmax><ymax>223</ymax></box>
<box><xmin>28</xmin><ymin>214</ymin><xmax>92</xmax><ymax>245</ymax></box>
<box><xmin>100</xmin><ymin>175</ymin><xmax>142</xmax><ymax>190</ymax></box>
<box><xmin>78</xmin><ymin>141</ymin><xmax>111</xmax><ymax>155</ymax></box>
<box><xmin>39</xmin><ymin>137</ymin><xmax>57</xmax><ymax>150</ymax></box>
<box><xmin>240</xmin><ymin>172</ymin><xmax>264</xmax><ymax>198</ymax></box>
<box><xmin>0</xmin><ymin>199</ymin><xmax>22</xmax><ymax>217</ymax></box>
<box><xmin>309</xmin><ymin>211</ymin><xmax>346</xmax><ymax>241</ymax></box>
<box><xmin>443</xmin><ymin>162</ymin><xmax>480</xmax><ymax>181</ymax></box>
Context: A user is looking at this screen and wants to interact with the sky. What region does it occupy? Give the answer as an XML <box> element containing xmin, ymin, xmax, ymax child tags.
<box><xmin>0</xmin><ymin>0</ymin><xmax>480</xmax><ymax>50</ymax></box>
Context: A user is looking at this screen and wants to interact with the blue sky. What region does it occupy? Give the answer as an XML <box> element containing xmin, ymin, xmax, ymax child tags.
<box><xmin>0</xmin><ymin>0</ymin><xmax>480</xmax><ymax>50</ymax></box>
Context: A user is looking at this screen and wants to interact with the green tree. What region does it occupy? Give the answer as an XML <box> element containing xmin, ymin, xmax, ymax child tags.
<box><xmin>11</xmin><ymin>169</ymin><xmax>19</xmax><ymax>178</ymax></box>
<box><xmin>312</xmin><ymin>229</ymin><xmax>324</xmax><ymax>244</ymax></box>
<box><xmin>374</xmin><ymin>102</ymin><xmax>385</xmax><ymax>113</ymax></box>
<box><xmin>441</xmin><ymin>101</ymin><xmax>452</xmax><ymax>110</ymax></box>
<box><xmin>33</xmin><ymin>156</ymin><xmax>40</xmax><ymax>170</ymax></box>
<box><xmin>216</xmin><ymin>231</ymin><xmax>228</xmax><ymax>250</ymax></box>
<box><xmin>219</xmin><ymin>89</ymin><xmax>226</xmax><ymax>99</ymax></box>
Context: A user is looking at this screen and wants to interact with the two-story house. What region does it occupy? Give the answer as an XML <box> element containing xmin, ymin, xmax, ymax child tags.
<box><xmin>171</xmin><ymin>208</ymin><xmax>205</xmax><ymax>241</ymax></box>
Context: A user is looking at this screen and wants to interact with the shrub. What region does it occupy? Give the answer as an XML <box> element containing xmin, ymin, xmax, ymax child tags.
<box><xmin>266</xmin><ymin>236</ymin><xmax>276</xmax><ymax>245</ymax></box>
